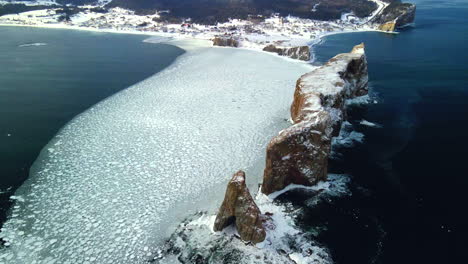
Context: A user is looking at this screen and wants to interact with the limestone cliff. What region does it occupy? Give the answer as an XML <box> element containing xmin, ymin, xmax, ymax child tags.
<box><xmin>375</xmin><ymin>2</ymin><xmax>416</xmax><ymax>31</ymax></box>
<box><xmin>212</xmin><ymin>37</ymin><xmax>239</xmax><ymax>47</ymax></box>
<box><xmin>214</xmin><ymin>171</ymin><xmax>266</xmax><ymax>244</ymax></box>
<box><xmin>262</xmin><ymin>43</ymin><xmax>368</xmax><ymax>195</ymax></box>
<box><xmin>263</xmin><ymin>44</ymin><xmax>311</xmax><ymax>61</ymax></box>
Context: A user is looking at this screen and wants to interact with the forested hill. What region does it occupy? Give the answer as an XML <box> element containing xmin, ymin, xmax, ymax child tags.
<box><xmin>2</xmin><ymin>0</ymin><xmax>382</xmax><ymax>24</ymax></box>
<box><xmin>105</xmin><ymin>0</ymin><xmax>378</xmax><ymax>23</ymax></box>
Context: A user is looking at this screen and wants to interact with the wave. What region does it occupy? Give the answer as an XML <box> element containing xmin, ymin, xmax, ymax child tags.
<box><xmin>333</xmin><ymin>122</ymin><xmax>365</xmax><ymax>148</ymax></box>
<box><xmin>359</xmin><ymin>119</ymin><xmax>382</xmax><ymax>128</ymax></box>
<box><xmin>18</xmin><ymin>43</ymin><xmax>47</xmax><ymax>48</ymax></box>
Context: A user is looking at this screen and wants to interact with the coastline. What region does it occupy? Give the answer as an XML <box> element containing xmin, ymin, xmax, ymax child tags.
<box><xmin>0</xmin><ymin>0</ymin><xmax>414</xmax><ymax>63</ymax></box>
<box><xmin>0</xmin><ymin>38</ymin><xmax>316</xmax><ymax>263</ymax></box>
<box><xmin>0</xmin><ymin>22</ymin><xmax>395</xmax><ymax>62</ymax></box>
<box><xmin>0</xmin><ymin>25</ymin><xmax>188</xmax><ymax>242</ymax></box>
<box><xmin>0</xmin><ymin>5</ymin><xmax>413</xmax><ymax>261</ymax></box>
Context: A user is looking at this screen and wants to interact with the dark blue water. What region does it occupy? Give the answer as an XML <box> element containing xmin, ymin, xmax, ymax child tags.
<box><xmin>280</xmin><ymin>1</ymin><xmax>467</xmax><ymax>263</ymax></box>
<box><xmin>0</xmin><ymin>26</ymin><xmax>184</xmax><ymax>223</ymax></box>
<box><xmin>1</xmin><ymin>1</ymin><xmax>466</xmax><ymax>261</ymax></box>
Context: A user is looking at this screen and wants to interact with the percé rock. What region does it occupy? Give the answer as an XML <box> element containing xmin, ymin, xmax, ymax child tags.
<box><xmin>262</xmin><ymin>111</ymin><xmax>333</xmax><ymax>195</ymax></box>
<box><xmin>263</xmin><ymin>44</ymin><xmax>311</xmax><ymax>61</ymax></box>
<box><xmin>375</xmin><ymin>2</ymin><xmax>416</xmax><ymax>31</ymax></box>
<box><xmin>214</xmin><ymin>171</ymin><xmax>266</xmax><ymax>244</ymax></box>
<box><xmin>212</xmin><ymin>37</ymin><xmax>239</xmax><ymax>47</ymax></box>
<box><xmin>291</xmin><ymin>43</ymin><xmax>368</xmax><ymax>128</ymax></box>
<box><xmin>261</xmin><ymin>43</ymin><xmax>368</xmax><ymax>195</ymax></box>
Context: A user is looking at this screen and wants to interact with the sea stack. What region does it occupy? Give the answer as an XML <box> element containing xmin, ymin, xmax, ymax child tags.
<box><xmin>214</xmin><ymin>171</ymin><xmax>266</xmax><ymax>244</ymax></box>
<box><xmin>262</xmin><ymin>43</ymin><xmax>369</xmax><ymax>195</ymax></box>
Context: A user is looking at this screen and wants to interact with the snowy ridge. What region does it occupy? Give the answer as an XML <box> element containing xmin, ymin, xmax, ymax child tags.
<box><xmin>0</xmin><ymin>1</ymin><xmax>57</xmax><ymax>6</ymax></box>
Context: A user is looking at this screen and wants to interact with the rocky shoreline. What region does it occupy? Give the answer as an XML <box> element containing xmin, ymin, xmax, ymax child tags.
<box><xmin>210</xmin><ymin>0</ymin><xmax>416</xmax><ymax>61</ymax></box>
<box><xmin>0</xmin><ymin>1</ymin><xmax>416</xmax><ymax>61</ymax></box>
<box><xmin>214</xmin><ymin>43</ymin><xmax>369</xmax><ymax>244</ymax></box>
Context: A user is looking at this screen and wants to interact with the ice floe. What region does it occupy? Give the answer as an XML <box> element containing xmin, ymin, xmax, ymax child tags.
<box><xmin>0</xmin><ymin>45</ymin><xmax>313</xmax><ymax>263</ymax></box>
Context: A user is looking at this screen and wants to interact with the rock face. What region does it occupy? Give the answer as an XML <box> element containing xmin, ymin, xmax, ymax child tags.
<box><xmin>263</xmin><ymin>44</ymin><xmax>311</xmax><ymax>61</ymax></box>
<box><xmin>214</xmin><ymin>171</ymin><xmax>266</xmax><ymax>244</ymax></box>
<box><xmin>212</xmin><ymin>37</ymin><xmax>239</xmax><ymax>47</ymax></box>
<box><xmin>262</xmin><ymin>43</ymin><xmax>368</xmax><ymax>195</ymax></box>
<box><xmin>375</xmin><ymin>2</ymin><xmax>416</xmax><ymax>31</ymax></box>
<box><xmin>378</xmin><ymin>21</ymin><xmax>396</xmax><ymax>32</ymax></box>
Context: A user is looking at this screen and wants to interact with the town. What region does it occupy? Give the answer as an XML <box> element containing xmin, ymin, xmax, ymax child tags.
<box><xmin>0</xmin><ymin>0</ymin><xmax>389</xmax><ymax>50</ymax></box>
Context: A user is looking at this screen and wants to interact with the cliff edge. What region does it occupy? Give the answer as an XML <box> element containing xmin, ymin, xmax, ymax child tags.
<box><xmin>262</xmin><ymin>43</ymin><xmax>368</xmax><ymax>195</ymax></box>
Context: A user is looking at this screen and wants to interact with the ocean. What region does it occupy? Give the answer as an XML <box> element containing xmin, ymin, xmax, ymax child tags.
<box><xmin>288</xmin><ymin>0</ymin><xmax>467</xmax><ymax>263</ymax></box>
<box><xmin>1</xmin><ymin>0</ymin><xmax>466</xmax><ymax>262</ymax></box>
<box><xmin>0</xmin><ymin>26</ymin><xmax>184</xmax><ymax>223</ymax></box>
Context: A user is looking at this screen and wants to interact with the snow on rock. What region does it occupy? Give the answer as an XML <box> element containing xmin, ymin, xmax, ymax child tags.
<box><xmin>262</xmin><ymin>44</ymin><xmax>311</xmax><ymax>61</ymax></box>
<box><xmin>0</xmin><ymin>46</ymin><xmax>313</xmax><ymax>264</ymax></box>
<box><xmin>213</xmin><ymin>171</ymin><xmax>266</xmax><ymax>244</ymax></box>
<box><xmin>262</xmin><ymin>43</ymin><xmax>369</xmax><ymax>195</ymax></box>
<box><xmin>152</xmin><ymin>174</ymin><xmax>350</xmax><ymax>264</ymax></box>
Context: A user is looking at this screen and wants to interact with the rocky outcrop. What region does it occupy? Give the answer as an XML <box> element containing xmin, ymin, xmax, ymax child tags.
<box><xmin>374</xmin><ymin>2</ymin><xmax>416</xmax><ymax>31</ymax></box>
<box><xmin>212</xmin><ymin>39</ymin><xmax>310</xmax><ymax>61</ymax></box>
<box><xmin>214</xmin><ymin>171</ymin><xmax>266</xmax><ymax>244</ymax></box>
<box><xmin>378</xmin><ymin>21</ymin><xmax>396</xmax><ymax>32</ymax></box>
<box><xmin>263</xmin><ymin>44</ymin><xmax>311</xmax><ymax>61</ymax></box>
<box><xmin>212</xmin><ymin>37</ymin><xmax>239</xmax><ymax>47</ymax></box>
<box><xmin>262</xmin><ymin>43</ymin><xmax>368</xmax><ymax>195</ymax></box>
<box><xmin>262</xmin><ymin>111</ymin><xmax>333</xmax><ymax>195</ymax></box>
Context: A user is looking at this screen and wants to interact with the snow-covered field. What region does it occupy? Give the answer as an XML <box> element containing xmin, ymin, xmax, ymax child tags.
<box><xmin>0</xmin><ymin>44</ymin><xmax>315</xmax><ymax>264</ymax></box>
<box><xmin>0</xmin><ymin>0</ymin><xmax>111</xmax><ymax>6</ymax></box>
<box><xmin>0</xmin><ymin>1</ymin><xmax>56</xmax><ymax>6</ymax></box>
<box><xmin>0</xmin><ymin>0</ymin><xmax>391</xmax><ymax>52</ymax></box>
